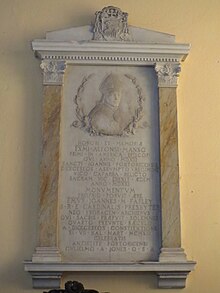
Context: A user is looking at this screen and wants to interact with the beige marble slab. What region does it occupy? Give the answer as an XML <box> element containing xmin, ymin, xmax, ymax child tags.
<box><xmin>159</xmin><ymin>87</ymin><xmax>181</xmax><ymax>248</ymax></box>
<box><xmin>39</xmin><ymin>85</ymin><xmax>62</xmax><ymax>247</ymax></box>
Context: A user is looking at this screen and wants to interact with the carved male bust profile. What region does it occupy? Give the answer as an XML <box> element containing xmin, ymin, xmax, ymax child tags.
<box><xmin>89</xmin><ymin>73</ymin><xmax>123</xmax><ymax>135</ymax></box>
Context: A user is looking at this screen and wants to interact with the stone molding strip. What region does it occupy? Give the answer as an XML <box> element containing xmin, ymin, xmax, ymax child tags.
<box><xmin>32</xmin><ymin>41</ymin><xmax>190</xmax><ymax>65</ymax></box>
<box><xmin>24</xmin><ymin>260</ymin><xmax>196</xmax><ymax>289</ymax></box>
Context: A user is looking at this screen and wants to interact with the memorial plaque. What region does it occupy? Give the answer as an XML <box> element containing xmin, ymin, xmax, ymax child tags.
<box><xmin>24</xmin><ymin>6</ymin><xmax>196</xmax><ymax>289</ymax></box>
<box><xmin>59</xmin><ymin>66</ymin><xmax>161</xmax><ymax>262</ymax></box>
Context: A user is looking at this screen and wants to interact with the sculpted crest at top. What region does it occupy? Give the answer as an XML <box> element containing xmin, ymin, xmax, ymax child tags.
<box><xmin>93</xmin><ymin>6</ymin><xmax>132</xmax><ymax>41</ymax></box>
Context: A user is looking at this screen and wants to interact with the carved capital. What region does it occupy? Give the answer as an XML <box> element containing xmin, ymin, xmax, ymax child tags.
<box><xmin>93</xmin><ymin>6</ymin><xmax>132</xmax><ymax>41</ymax></box>
<box><xmin>155</xmin><ymin>63</ymin><xmax>181</xmax><ymax>87</ymax></box>
<box><xmin>40</xmin><ymin>60</ymin><xmax>66</xmax><ymax>85</ymax></box>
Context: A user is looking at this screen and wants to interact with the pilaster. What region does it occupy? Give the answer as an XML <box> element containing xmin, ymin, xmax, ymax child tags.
<box><xmin>32</xmin><ymin>60</ymin><xmax>66</xmax><ymax>265</ymax></box>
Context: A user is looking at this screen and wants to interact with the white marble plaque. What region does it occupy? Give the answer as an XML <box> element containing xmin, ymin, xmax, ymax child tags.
<box><xmin>59</xmin><ymin>65</ymin><xmax>161</xmax><ymax>262</ymax></box>
<box><xmin>25</xmin><ymin>10</ymin><xmax>195</xmax><ymax>288</ymax></box>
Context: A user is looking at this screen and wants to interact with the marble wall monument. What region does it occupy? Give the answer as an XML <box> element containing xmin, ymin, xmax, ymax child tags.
<box><xmin>24</xmin><ymin>6</ymin><xmax>196</xmax><ymax>289</ymax></box>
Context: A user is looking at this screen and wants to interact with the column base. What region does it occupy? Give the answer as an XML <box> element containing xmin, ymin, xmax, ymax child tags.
<box><xmin>32</xmin><ymin>247</ymin><xmax>61</xmax><ymax>262</ymax></box>
<box><xmin>159</xmin><ymin>248</ymin><xmax>187</xmax><ymax>262</ymax></box>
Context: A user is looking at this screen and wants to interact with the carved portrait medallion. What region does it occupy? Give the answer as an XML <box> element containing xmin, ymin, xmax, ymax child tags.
<box><xmin>71</xmin><ymin>73</ymin><xmax>146</xmax><ymax>136</ymax></box>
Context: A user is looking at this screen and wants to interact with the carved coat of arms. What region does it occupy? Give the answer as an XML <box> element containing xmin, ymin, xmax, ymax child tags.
<box><xmin>93</xmin><ymin>6</ymin><xmax>132</xmax><ymax>41</ymax></box>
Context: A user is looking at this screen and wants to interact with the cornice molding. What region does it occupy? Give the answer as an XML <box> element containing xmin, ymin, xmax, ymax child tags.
<box><xmin>32</xmin><ymin>41</ymin><xmax>190</xmax><ymax>65</ymax></box>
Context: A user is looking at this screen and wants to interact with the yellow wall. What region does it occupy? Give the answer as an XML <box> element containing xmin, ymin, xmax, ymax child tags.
<box><xmin>0</xmin><ymin>0</ymin><xmax>220</xmax><ymax>292</ymax></box>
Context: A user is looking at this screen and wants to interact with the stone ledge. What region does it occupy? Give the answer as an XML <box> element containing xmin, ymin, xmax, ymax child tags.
<box><xmin>157</xmin><ymin>272</ymin><xmax>189</xmax><ymax>289</ymax></box>
<box><xmin>31</xmin><ymin>272</ymin><xmax>62</xmax><ymax>289</ymax></box>
<box><xmin>24</xmin><ymin>260</ymin><xmax>196</xmax><ymax>289</ymax></box>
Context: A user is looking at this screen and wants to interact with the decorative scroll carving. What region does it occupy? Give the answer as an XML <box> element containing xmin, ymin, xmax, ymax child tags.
<box><xmin>40</xmin><ymin>60</ymin><xmax>66</xmax><ymax>85</ymax></box>
<box><xmin>44</xmin><ymin>280</ymin><xmax>99</xmax><ymax>293</ymax></box>
<box><xmin>155</xmin><ymin>63</ymin><xmax>181</xmax><ymax>87</ymax></box>
<box><xmin>71</xmin><ymin>73</ymin><xmax>145</xmax><ymax>136</ymax></box>
<box><xmin>93</xmin><ymin>6</ymin><xmax>132</xmax><ymax>41</ymax></box>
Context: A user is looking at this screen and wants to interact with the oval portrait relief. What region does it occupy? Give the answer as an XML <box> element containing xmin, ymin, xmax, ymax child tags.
<box><xmin>72</xmin><ymin>73</ymin><xmax>146</xmax><ymax>136</ymax></box>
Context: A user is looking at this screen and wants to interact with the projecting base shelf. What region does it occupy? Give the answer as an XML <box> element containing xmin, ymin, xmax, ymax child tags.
<box><xmin>24</xmin><ymin>260</ymin><xmax>196</xmax><ymax>289</ymax></box>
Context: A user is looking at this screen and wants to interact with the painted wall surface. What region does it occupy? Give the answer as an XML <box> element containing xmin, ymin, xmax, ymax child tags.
<box><xmin>0</xmin><ymin>0</ymin><xmax>220</xmax><ymax>292</ymax></box>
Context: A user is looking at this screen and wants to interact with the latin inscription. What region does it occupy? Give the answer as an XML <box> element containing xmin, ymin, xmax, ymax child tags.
<box><xmin>60</xmin><ymin>139</ymin><xmax>160</xmax><ymax>261</ymax></box>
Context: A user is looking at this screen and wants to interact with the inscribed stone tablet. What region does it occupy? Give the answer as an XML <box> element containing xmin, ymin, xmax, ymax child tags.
<box><xmin>59</xmin><ymin>66</ymin><xmax>161</xmax><ymax>262</ymax></box>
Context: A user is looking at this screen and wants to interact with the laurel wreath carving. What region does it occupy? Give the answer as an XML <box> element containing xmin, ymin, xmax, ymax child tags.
<box><xmin>123</xmin><ymin>74</ymin><xmax>145</xmax><ymax>135</ymax></box>
<box><xmin>71</xmin><ymin>74</ymin><xmax>94</xmax><ymax>130</ymax></box>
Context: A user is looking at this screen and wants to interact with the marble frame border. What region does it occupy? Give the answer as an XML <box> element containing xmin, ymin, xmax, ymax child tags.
<box><xmin>24</xmin><ymin>39</ymin><xmax>196</xmax><ymax>289</ymax></box>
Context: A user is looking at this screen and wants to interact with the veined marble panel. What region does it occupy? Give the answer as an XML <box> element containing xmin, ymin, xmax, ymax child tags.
<box><xmin>39</xmin><ymin>86</ymin><xmax>62</xmax><ymax>247</ymax></box>
<box><xmin>159</xmin><ymin>88</ymin><xmax>181</xmax><ymax>248</ymax></box>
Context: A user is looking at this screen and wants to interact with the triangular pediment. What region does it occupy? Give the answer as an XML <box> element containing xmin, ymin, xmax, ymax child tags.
<box><xmin>46</xmin><ymin>25</ymin><xmax>175</xmax><ymax>44</ymax></box>
<box><xmin>32</xmin><ymin>6</ymin><xmax>190</xmax><ymax>63</ymax></box>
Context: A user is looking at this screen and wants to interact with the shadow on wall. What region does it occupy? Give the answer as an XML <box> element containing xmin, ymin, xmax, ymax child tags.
<box><xmin>63</xmin><ymin>272</ymin><xmax>157</xmax><ymax>292</ymax></box>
